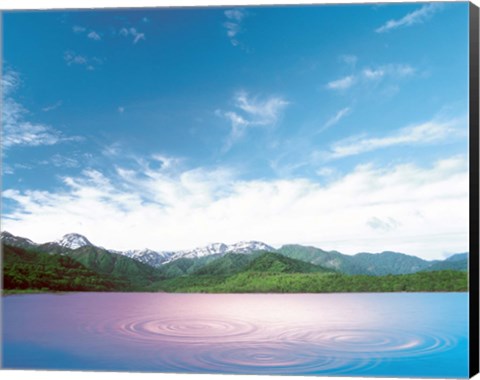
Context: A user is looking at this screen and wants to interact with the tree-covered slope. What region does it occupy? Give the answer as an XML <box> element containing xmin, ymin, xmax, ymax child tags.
<box><xmin>157</xmin><ymin>254</ymin><xmax>221</xmax><ymax>278</ymax></box>
<box><xmin>193</xmin><ymin>253</ymin><xmax>258</xmax><ymax>276</ymax></box>
<box><xmin>278</xmin><ymin>245</ymin><xmax>443</xmax><ymax>275</ymax></box>
<box><xmin>244</xmin><ymin>252</ymin><xmax>334</xmax><ymax>273</ymax></box>
<box><xmin>278</xmin><ymin>245</ymin><xmax>365</xmax><ymax>274</ymax></box>
<box><xmin>2</xmin><ymin>244</ymin><xmax>124</xmax><ymax>292</ymax></box>
<box><xmin>352</xmin><ymin>251</ymin><xmax>431</xmax><ymax>275</ymax></box>
<box><xmin>156</xmin><ymin>270</ymin><xmax>467</xmax><ymax>293</ymax></box>
<box><xmin>67</xmin><ymin>246</ymin><xmax>161</xmax><ymax>288</ymax></box>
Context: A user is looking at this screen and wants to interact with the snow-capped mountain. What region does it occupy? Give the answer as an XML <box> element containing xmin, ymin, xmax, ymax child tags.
<box><xmin>164</xmin><ymin>241</ymin><xmax>275</xmax><ymax>264</ymax></box>
<box><xmin>121</xmin><ymin>249</ymin><xmax>174</xmax><ymax>267</ymax></box>
<box><xmin>2</xmin><ymin>230</ymin><xmax>275</xmax><ymax>268</ymax></box>
<box><xmin>55</xmin><ymin>233</ymin><xmax>93</xmax><ymax>250</ymax></box>
<box><xmin>0</xmin><ymin>231</ymin><xmax>37</xmax><ymax>249</ymax></box>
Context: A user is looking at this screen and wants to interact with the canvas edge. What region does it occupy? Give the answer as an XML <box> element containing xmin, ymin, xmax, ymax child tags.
<box><xmin>469</xmin><ymin>1</ymin><xmax>480</xmax><ymax>378</ymax></box>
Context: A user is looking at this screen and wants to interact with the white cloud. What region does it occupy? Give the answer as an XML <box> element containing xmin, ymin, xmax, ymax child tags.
<box><xmin>340</xmin><ymin>54</ymin><xmax>358</xmax><ymax>67</ymax></box>
<box><xmin>223</xmin><ymin>8</ymin><xmax>246</xmax><ymax>46</ymax></box>
<box><xmin>367</xmin><ymin>216</ymin><xmax>401</xmax><ymax>233</ymax></box>
<box><xmin>72</xmin><ymin>25</ymin><xmax>86</xmax><ymax>33</ymax></box>
<box><xmin>363</xmin><ymin>64</ymin><xmax>415</xmax><ymax>80</ymax></box>
<box><xmin>376</xmin><ymin>3</ymin><xmax>443</xmax><ymax>33</ymax></box>
<box><xmin>321</xmin><ymin>107</ymin><xmax>351</xmax><ymax>131</ymax></box>
<box><xmin>326</xmin><ymin>75</ymin><xmax>356</xmax><ymax>90</ymax></box>
<box><xmin>217</xmin><ymin>91</ymin><xmax>289</xmax><ymax>150</ymax></box>
<box><xmin>224</xmin><ymin>9</ymin><xmax>245</xmax><ymax>22</ymax></box>
<box><xmin>39</xmin><ymin>154</ymin><xmax>80</xmax><ymax>168</ymax></box>
<box><xmin>316</xmin><ymin>167</ymin><xmax>335</xmax><ymax>177</ymax></box>
<box><xmin>64</xmin><ymin>51</ymin><xmax>103</xmax><ymax>70</ymax></box>
<box><xmin>87</xmin><ymin>31</ymin><xmax>101</xmax><ymax>40</ymax></box>
<box><xmin>3</xmin><ymin>122</ymin><xmax>62</xmax><ymax>147</ymax></box>
<box><xmin>118</xmin><ymin>106</ymin><xmax>125</xmax><ymax>113</ymax></box>
<box><xmin>1</xmin><ymin>70</ymin><xmax>82</xmax><ymax>149</ymax></box>
<box><xmin>234</xmin><ymin>91</ymin><xmax>289</xmax><ymax>125</ymax></box>
<box><xmin>119</xmin><ymin>27</ymin><xmax>145</xmax><ymax>44</ymax></box>
<box><xmin>217</xmin><ymin>110</ymin><xmax>249</xmax><ymax>151</ymax></box>
<box><xmin>42</xmin><ymin>101</ymin><xmax>62</xmax><ymax>112</ymax></box>
<box><xmin>363</xmin><ymin>68</ymin><xmax>385</xmax><ymax>80</ymax></box>
<box><xmin>327</xmin><ymin>64</ymin><xmax>414</xmax><ymax>92</ymax></box>
<box><xmin>2</xmin><ymin>69</ymin><xmax>20</xmax><ymax>96</ymax></box>
<box><xmin>73</xmin><ymin>26</ymin><xmax>101</xmax><ymax>41</ymax></box>
<box><xmin>325</xmin><ymin>116</ymin><xmax>465</xmax><ymax>159</ymax></box>
<box><xmin>2</xmin><ymin>155</ymin><xmax>468</xmax><ymax>260</ymax></box>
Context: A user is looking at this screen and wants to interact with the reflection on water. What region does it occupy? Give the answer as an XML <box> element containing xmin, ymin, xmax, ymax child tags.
<box><xmin>2</xmin><ymin>293</ymin><xmax>468</xmax><ymax>377</ymax></box>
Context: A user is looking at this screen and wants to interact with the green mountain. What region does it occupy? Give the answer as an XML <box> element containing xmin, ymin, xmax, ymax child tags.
<box><xmin>352</xmin><ymin>251</ymin><xmax>430</xmax><ymax>275</ymax></box>
<box><xmin>193</xmin><ymin>253</ymin><xmax>258</xmax><ymax>276</ymax></box>
<box><xmin>1</xmin><ymin>232</ymin><xmax>469</xmax><ymax>294</ymax></box>
<box><xmin>424</xmin><ymin>253</ymin><xmax>468</xmax><ymax>272</ymax></box>
<box><xmin>192</xmin><ymin>251</ymin><xmax>333</xmax><ymax>277</ymax></box>
<box><xmin>67</xmin><ymin>246</ymin><xmax>161</xmax><ymax>288</ymax></box>
<box><xmin>278</xmin><ymin>244</ymin><xmax>364</xmax><ymax>274</ymax></box>
<box><xmin>2</xmin><ymin>244</ymin><xmax>123</xmax><ymax>292</ymax></box>
<box><xmin>151</xmin><ymin>252</ymin><xmax>334</xmax><ymax>293</ymax></box>
<box><xmin>445</xmin><ymin>253</ymin><xmax>468</xmax><ymax>262</ymax></box>
<box><xmin>153</xmin><ymin>270</ymin><xmax>467</xmax><ymax>294</ymax></box>
<box><xmin>37</xmin><ymin>242</ymin><xmax>74</xmax><ymax>255</ymax></box>
<box><xmin>244</xmin><ymin>252</ymin><xmax>333</xmax><ymax>273</ymax></box>
<box><xmin>157</xmin><ymin>255</ymin><xmax>221</xmax><ymax>278</ymax></box>
<box><xmin>277</xmin><ymin>245</ymin><xmax>436</xmax><ymax>275</ymax></box>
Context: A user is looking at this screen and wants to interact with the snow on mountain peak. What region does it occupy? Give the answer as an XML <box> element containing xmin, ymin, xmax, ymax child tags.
<box><xmin>163</xmin><ymin>240</ymin><xmax>274</xmax><ymax>263</ymax></box>
<box><xmin>120</xmin><ymin>248</ymin><xmax>174</xmax><ymax>267</ymax></box>
<box><xmin>56</xmin><ymin>233</ymin><xmax>93</xmax><ymax>249</ymax></box>
<box><xmin>225</xmin><ymin>241</ymin><xmax>274</xmax><ymax>254</ymax></box>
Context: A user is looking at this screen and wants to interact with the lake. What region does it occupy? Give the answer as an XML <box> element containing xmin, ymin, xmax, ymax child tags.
<box><xmin>1</xmin><ymin>292</ymin><xmax>468</xmax><ymax>377</ymax></box>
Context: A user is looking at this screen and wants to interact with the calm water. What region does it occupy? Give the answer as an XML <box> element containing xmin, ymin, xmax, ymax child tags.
<box><xmin>2</xmin><ymin>292</ymin><xmax>468</xmax><ymax>377</ymax></box>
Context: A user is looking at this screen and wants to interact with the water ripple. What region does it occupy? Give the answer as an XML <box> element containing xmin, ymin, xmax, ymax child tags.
<box><xmin>80</xmin><ymin>315</ymin><xmax>458</xmax><ymax>374</ymax></box>
<box><xmin>82</xmin><ymin>315</ymin><xmax>259</xmax><ymax>344</ymax></box>
<box><xmin>277</xmin><ymin>327</ymin><xmax>457</xmax><ymax>358</ymax></box>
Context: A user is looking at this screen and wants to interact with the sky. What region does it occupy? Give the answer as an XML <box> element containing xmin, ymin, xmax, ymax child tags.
<box><xmin>1</xmin><ymin>2</ymin><xmax>471</xmax><ymax>259</ymax></box>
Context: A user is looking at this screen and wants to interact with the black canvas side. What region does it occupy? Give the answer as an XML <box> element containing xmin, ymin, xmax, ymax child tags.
<box><xmin>470</xmin><ymin>2</ymin><xmax>480</xmax><ymax>378</ymax></box>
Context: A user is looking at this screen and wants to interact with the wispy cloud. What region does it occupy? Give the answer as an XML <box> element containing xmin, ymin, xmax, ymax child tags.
<box><xmin>39</xmin><ymin>154</ymin><xmax>80</xmax><ymax>168</ymax></box>
<box><xmin>2</xmin><ymin>154</ymin><xmax>468</xmax><ymax>259</ymax></box>
<box><xmin>119</xmin><ymin>27</ymin><xmax>145</xmax><ymax>44</ymax></box>
<box><xmin>223</xmin><ymin>8</ymin><xmax>247</xmax><ymax>46</ymax></box>
<box><xmin>340</xmin><ymin>54</ymin><xmax>358</xmax><ymax>68</ymax></box>
<box><xmin>367</xmin><ymin>216</ymin><xmax>401</xmax><ymax>232</ymax></box>
<box><xmin>2</xmin><ymin>69</ymin><xmax>20</xmax><ymax>96</ymax></box>
<box><xmin>326</xmin><ymin>63</ymin><xmax>415</xmax><ymax>92</ymax></box>
<box><xmin>216</xmin><ymin>91</ymin><xmax>289</xmax><ymax>150</ymax></box>
<box><xmin>2</xmin><ymin>69</ymin><xmax>82</xmax><ymax>149</ymax></box>
<box><xmin>64</xmin><ymin>51</ymin><xmax>103</xmax><ymax>70</ymax></box>
<box><xmin>42</xmin><ymin>101</ymin><xmax>62</xmax><ymax>112</ymax></box>
<box><xmin>376</xmin><ymin>3</ymin><xmax>443</xmax><ymax>33</ymax></box>
<box><xmin>325</xmin><ymin>116</ymin><xmax>465</xmax><ymax>159</ymax></box>
<box><xmin>72</xmin><ymin>25</ymin><xmax>86</xmax><ymax>33</ymax></box>
<box><xmin>73</xmin><ymin>25</ymin><xmax>101</xmax><ymax>40</ymax></box>
<box><xmin>326</xmin><ymin>75</ymin><xmax>356</xmax><ymax>90</ymax></box>
<box><xmin>234</xmin><ymin>91</ymin><xmax>289</xmax><ymax>125</ymax></box>
<box><xmin>3</xmin><ymin>122</ymin><xmax>64</xmax><ymax>148</ymax></box>
<box><xmin>321</xmin><ymin>107</ymin><xmax>351</xmax><ymax>131</ymax></box>
<box><xmin>362</xmin><ymin>64</ymin><xmax>415</xmax><ymax>80</ymax></box>
<box><xmin>73</xmin><ymin>23</ymin><xmax>145</xmax><ymax>44</ymax></box>
<box><xmin>87</xmin><ymin>31</ymin><xmax>101</xmax><ymax>41</ymax></box>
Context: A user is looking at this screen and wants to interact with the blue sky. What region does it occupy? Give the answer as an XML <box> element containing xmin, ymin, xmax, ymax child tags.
<box><xmin>1</xmin><ymin>2</ymin><xmax>470</xmax><ymax>259</ymax></box>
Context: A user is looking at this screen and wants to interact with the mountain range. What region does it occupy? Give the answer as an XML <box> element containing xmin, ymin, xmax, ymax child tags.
<box><xmin>1</xmin><ymin>231</ymin><xmax>468</xmax><ymax>294</ymax></box>
<box><xmin>0</xmin><ymin>231</ymin><xmax>468</xmax><ymax>275</ymax></box>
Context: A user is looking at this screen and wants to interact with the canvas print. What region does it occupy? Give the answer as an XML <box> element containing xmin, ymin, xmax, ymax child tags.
<box><xmin>1</xmin><ymin>1</ymin><xmax>478</xmax><ymax>378</ymax></box>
